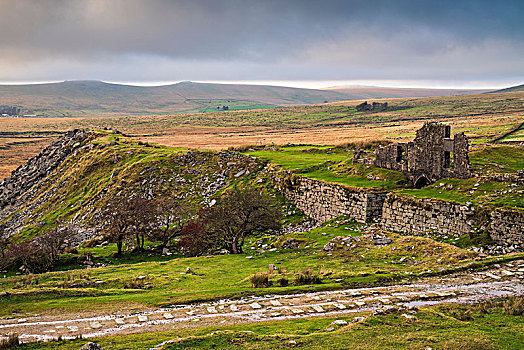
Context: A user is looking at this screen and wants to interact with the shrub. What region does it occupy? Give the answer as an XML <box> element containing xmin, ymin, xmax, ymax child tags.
<box><xmin>251</xmin><ymin>272</ymin><xmax>271</xmax><ymax>288</ymax></box>
<box><xmin>0</xmin><ymin>333</ymin><xmax>19</xmax><ymax>349</ymax></box>
<box><xmin>475</xmin><ymin>300</ymin><xmax>494</xmax><ymax>314</ymax></box>
<box><xmin>295</xmin><ymin>269</ymin><xmax>321</xmax><ymax>285</ymax></box>
<box><xmin>277</xmin><ymin>276</ymin><xmax>289</xmax><ymax>287</ymax></box>
<box><xmin>503</xmin><ymin>296</ymin><xmax>524</xmax><ymax>316</ymax></box>
<box><xmin>446</xmin><ymin>306</ymin><xmax>473</xmax><ymax>321</ymax></box>
<box><xmin>122</xmin><ymin>279</ymin><xmax>146</xmax><ymax>289</ymax></box>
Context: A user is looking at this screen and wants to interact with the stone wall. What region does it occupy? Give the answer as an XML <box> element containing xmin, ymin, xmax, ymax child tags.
<box><xmin>488</xmin><ymin>209</ymin><xmax>524</xmax><ymax>248</ymax></box>
<box><xmin>281</xmin><ymin>176</ymin><xmax>388</xmax><ymax>223</ymax></box>
<box><xmin>275</xmin><ymin>172</ymin><xmax>523</xmax><ymax>251</ymax></box>
<box><xmin>381</xmin><ymin>193</ymin><xmax>475</xmax><ymax>237</ymax></box>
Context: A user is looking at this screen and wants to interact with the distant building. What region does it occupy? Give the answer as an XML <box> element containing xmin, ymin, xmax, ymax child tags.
<box><xmin>356</xmin><ymin>101</ymin><xmax>388</xmax><ymax>111</ymax></box>
<box><xmin>0</xmin><ymin>106</ymin><xmax>21</xmax><ymax>116</ymax></box>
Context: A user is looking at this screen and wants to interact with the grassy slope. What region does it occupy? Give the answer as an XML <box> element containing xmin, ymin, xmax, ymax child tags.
<box><xmin>0</xmin><ymin>80</ymin><xmax>352</xmax><ymax>117</ymax></box>
<box><xmin>492</xmin><ymin>83</ymin><xmax>524</xmax><ymax>93</ymax></box>
<box><xmin>3</xmin><ymin>215</ymin><xmax>513</xmax><ymax>317</ymax></box>
<box><xmin>245</xmin><ymin>146</ymin><xmax>409</xmax><ymax>190</ymax></box>
<box><xmin>4</xmin><ymin>131</ymin><xmax>264</xmax><ymax>241</ymax></box>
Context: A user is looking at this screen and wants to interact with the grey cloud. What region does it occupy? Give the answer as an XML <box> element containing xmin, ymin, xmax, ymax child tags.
<box><xmin>0</xmin><ymin>0</ymin><xmax>522</xmax><ymax>83</ymax></box>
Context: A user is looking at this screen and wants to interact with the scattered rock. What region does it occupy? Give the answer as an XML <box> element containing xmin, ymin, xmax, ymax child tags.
<box><xmin>332</xmin><ymin>319</ymin><xmax>348</xmax><ymax>326</ymax></box>
<box><xmin>372</xmin><ymin>236</ymin><xmax>392</xmax><ymax>245</ymax></box>
<box><xmin>79</xmin><ymin>342</ymin><xmax>104</xmax><ymax>350</ymax></box>
<box><xmin>312</xmin><ymin>305</ymin><xmax>324</xmax><ymax>313</ymax></box>
<box><xmin>281</xmin><ymin>239</ymin><xmax>302</xmax><ymax>250</ymax></box>
<box><xmin>250</xmin><ymin>302</ymin><xmax>262</xmax><ymax>309</ymax></box>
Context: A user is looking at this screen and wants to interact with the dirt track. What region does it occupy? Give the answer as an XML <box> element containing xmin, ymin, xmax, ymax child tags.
<box><xmin>1</xmin><ymin>261</ymin><xmax>523</xmax><ymax>344</ymax></box>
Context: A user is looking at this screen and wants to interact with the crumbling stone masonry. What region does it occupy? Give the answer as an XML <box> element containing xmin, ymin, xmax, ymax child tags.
<box><xmin>280</xmin><ymin>176</ymin><xmax>388</xmax><ymax>223</ymax></box>
<box><xmin>354</xmin><ymin>122</ymin><xmax>471</xmax><ymax>187</ymax></box>
<box><xmin>356</xmin><ymin>101</ymin><xmax>388</xmax><ymax>111</ymax></box>
<box><xmin>488</xmin><ymin>209</ymin><xmax>524</xmax><ymax>248</ymax></box>
<box><xmin>381</xmin><ymin>193</ymin><xmax>475</xmax><ymax>237</ymax></box>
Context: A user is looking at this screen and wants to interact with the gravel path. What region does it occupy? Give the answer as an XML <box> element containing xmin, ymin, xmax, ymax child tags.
<box><xmin>1</xmin><ymin>260</ymin><xmax>523</xmax><ymax>344</ymax></box>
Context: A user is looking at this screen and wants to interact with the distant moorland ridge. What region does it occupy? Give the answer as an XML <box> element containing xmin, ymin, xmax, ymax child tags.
<box><xmin>0</xmin><ymin>80</ymin><xmax>493</xmax><ymax>117</ymax></box>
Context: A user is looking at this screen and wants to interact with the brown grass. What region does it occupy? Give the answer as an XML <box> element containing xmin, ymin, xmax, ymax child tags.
<box><xmin>1</xmin><ymin>91</ymin><xmax>523</xmax><ymax>180</ymax></box>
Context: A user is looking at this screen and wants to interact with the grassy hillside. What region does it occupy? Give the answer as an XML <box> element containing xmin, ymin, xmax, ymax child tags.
<box><xmin>0</xmin><ymin>80</ymin><xmax>492</xmax><ymax>118</ymax></box>
<box><xmin>491</xmin><ymin>83</ymin><xmax>524</xmax><ymax>93</ymax></box>
<box><xmin>0</xmin><ymin>80</ymin><xmax>354</xmax><ymax>117</ymax></box>
<box><xmin>323</xmin><ymin>86</ymin><xmax>489</xmax><ymax>98</ymax></box>
<box><xmin>1</xmin><ymin>130</ymin><xmax>265</xmax><ymax>243</ymax></box>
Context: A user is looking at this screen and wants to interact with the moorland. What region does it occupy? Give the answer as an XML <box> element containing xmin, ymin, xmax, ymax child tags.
<box><xmin>0</xmin><ymin>89</ymin><xmax>523</xmax><ymax>349</ymax></box>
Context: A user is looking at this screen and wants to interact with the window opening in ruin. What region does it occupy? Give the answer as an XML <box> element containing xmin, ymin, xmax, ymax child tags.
<box><xmin>444</xmin><ymin>151</ymin><xmax>455</xmax><ymax>168</ymax></box>
<box><xmin>396</xmin><ymin>145</ymin><xmax>404</xmax><ymax>163</ymax></box>
<box><xmin>445</xmin><ymin>125</ymin><xmax>451</xmax><ymax>138</ymax></box>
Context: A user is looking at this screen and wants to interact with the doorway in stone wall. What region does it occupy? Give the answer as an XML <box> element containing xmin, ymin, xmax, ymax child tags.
<box><xmin>414</xmin><ymin>174</ymin><xmax>430</xmax><ymax>189</ymax></box>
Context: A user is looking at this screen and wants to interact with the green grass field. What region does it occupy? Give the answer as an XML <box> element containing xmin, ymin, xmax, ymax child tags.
<box><xmin>3</xmin><ymin>214</ymin><xmax>515</xmax><ymax>317</ymax></box>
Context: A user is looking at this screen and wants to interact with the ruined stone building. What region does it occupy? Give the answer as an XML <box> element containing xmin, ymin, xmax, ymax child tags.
<box><xmin>355</xmin><ymin>101</ymin><xmax>388</xmax><ymax>111</ymax></box>
<box><xmin>353</xmin><ymin>122</ymin><xmax>471</xmax><ymax>187</ymax></box>
<box><xmin>0</xmin><ymin>106</ymin><xmax>21</xmax><ymax>116</ymax></box>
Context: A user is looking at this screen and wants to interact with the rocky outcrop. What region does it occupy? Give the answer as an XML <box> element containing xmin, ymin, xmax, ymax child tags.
<box><xmin>0</xmin><ymin>129</ymin><xmax>91</xmax><ymax>216</ymax></box>
<box><xmin>0</xmin><ymin>130</ymin><xmax>263</xmax><ymax>242</ymax></box>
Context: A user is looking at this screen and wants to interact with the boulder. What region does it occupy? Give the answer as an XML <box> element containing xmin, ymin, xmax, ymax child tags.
<box><xmin>79</xmin><ymin>342</ymin><xmax>104</xmax><ymax>350</ymax></box>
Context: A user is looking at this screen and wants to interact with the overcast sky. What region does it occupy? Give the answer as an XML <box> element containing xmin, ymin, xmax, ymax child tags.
<box><xmin>0</xmin><ymin>0</ymin><xmax>522</xmax><ymax>88</ymax></box>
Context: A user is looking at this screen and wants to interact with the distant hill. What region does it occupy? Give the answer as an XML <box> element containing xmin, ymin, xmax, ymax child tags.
<box><xmin>322</xmin><ymin>85</ymin><xmax>490</xmax><ymax>99</ymax></box>
<box><xmin>0</xmin><ymin>80</ymin><xmax>354</xmax><ymax>117</ymax></box>
<box><xmin>490</xmin><ymin>84</ymin><xmax>524</xmax><ymax>93</ymax></box>
<box><xmin>0</xmin><ymin>80</ymin><xmax>493</xmax><ymax>117</ymax></box>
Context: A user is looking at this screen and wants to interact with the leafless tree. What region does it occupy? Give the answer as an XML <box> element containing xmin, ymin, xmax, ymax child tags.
<box><xmin>153</xmin><ymin>198</ymin><xmax>194</xmax><ymax>249</ymax></box>
<box><xmin>0</xmin><ymin>224</ymin><xmax>10</xmax><ymax>260</ymax></box>
<box><xmin>100</xmin><ymin>197</ymin><xmax>155</xmax><ymax>255</ymax></box>
<box><xmin>180</xmin><ymin>188</ymin><xmax>281</xmax><ymax>255</ymax></box>
<box><xmin>37</xmin><ymin>225</ymin><xmax>73</xmax><ymax>264</ymax></box>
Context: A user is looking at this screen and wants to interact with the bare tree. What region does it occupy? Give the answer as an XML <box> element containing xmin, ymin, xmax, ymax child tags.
<box><xmin>100</xmin><ymin>197</ymin><xmax>155</xmax><ymax>255</ymax></box>
<box><xmin>0</xmin><ymin>224</ymin><xmax>10</xmax><ymax>260</ymax></box>
<box><xmin>0</xmin><ymin>224</ymin><xmax>12</xmax><ymax>269</ymax></box>
<box><xmin>153</xmin><ymin>198</ymin><xmax>194</xmax><ymax>249</ymax></box>
<box><xmin>180</xmin><ymin>188</ymin><xmax>281</xmax><ymax>255</ymax></box>
<box><xmin>37</xmin><ymin>225</ymin><xmax>73</xmax><ymax>264</ymax></box>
